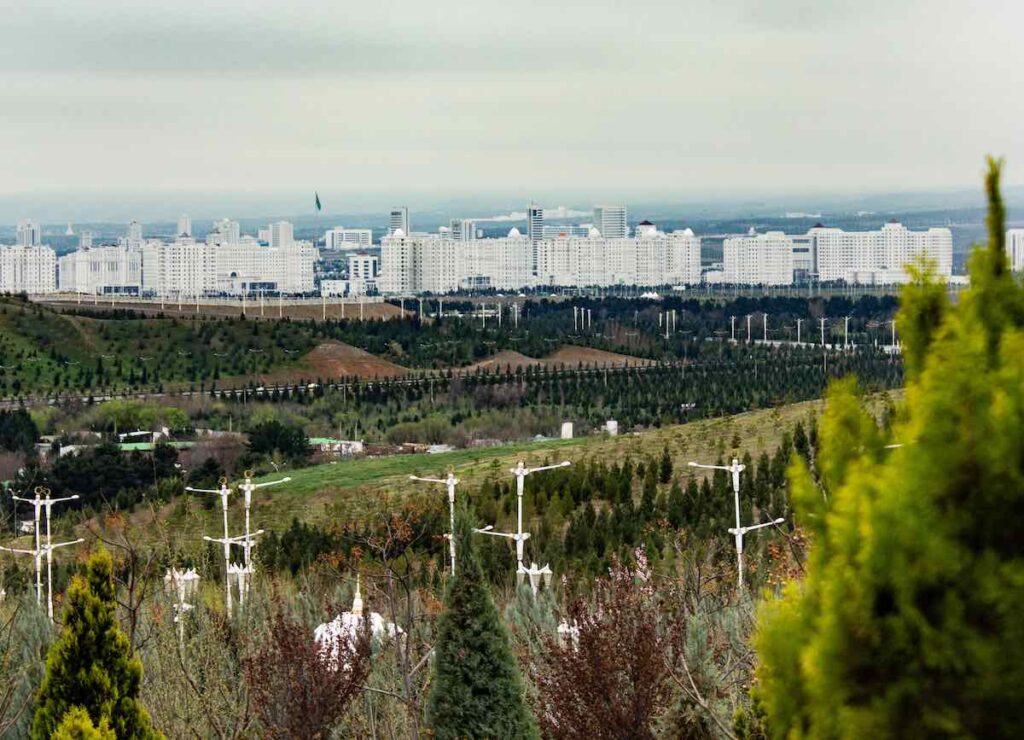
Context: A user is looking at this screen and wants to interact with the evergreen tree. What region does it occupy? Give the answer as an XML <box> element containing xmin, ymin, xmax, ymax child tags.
<box><xmin>52</xmin><ymin>708</ymin><xmax>115</xmax><ymax>740</ymax></box>
<box><xmin>31</xmin><ymin>547</ymin><xmax>160</xmax><ymax>740</ymax></box>
<box><xmin>427</xmin><ymin>513</ymin><xmax>538</xmax><ymax>739</ymax></box>
<box><xmin>755</xmin><ymin>159</ymin><xmax>1024</xmax><ymax>737</ymax></box>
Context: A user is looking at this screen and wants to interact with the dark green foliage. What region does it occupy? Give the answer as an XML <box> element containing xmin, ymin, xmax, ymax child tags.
<box><xmin>427</xmin><ymin>513</ymin><xmax>538</xmax><ymax>739</ymax></box>
<box><xmin>39</xmin><ymin>442</ymin><xmax>180</xmax><ymax>510</ymax></box>
<box><xmin>0</xmin><ymin>408</ymin><xmax>39</xmax><ymax>453</ymax></box>
<box><xmin>32</xmin><ymin>547</ymin><xmax>160</xmax><ymax>739</ymax></box>
<box><xmin>246</xmin><ymin>419</ymin><xmax>310</xmax><ymax>462</ymax></box>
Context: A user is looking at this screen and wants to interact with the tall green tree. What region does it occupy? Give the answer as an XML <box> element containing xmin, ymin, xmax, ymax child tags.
<box><xmin>427</xmin><ymin>513</ymin><xmax>538</xmax><ymax>739</ymax></box>
<box><xmin>755</xmin><ymin>158</ymin><xmax>1024</xmax><ymax>738</ymax></box>
<box><xmin>31</xmin><ymin>547</ymin><xmax>160</xmax><ymax>739</ymax></box>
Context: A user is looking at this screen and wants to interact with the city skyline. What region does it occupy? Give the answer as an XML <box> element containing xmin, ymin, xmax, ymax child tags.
<box><xmin>3</xmin><ymin>0</ymin><xmax>1022</xmax><ymax>210</ymax></box>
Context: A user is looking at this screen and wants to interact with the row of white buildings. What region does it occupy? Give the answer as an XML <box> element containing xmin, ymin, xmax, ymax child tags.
<box><xmin>380</xmin><ymin>221</ymin><xmax>702</xmax><ymax>293</ymax></box>
<box><xmin>718</xmin><ymin>221</ymin><xmax>955</xmax><ymax>286</ymax></box>
<box><xmin>0</xmin><ymin>219</ymin><xmax>318</xmax><ymax>296</ymax></box>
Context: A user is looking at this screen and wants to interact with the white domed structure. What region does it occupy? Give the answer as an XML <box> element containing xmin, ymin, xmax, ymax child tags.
<box><xmin>391</xmin><ymin>228</ymin><xmax>406</xmax><ymax>238</ymax></box>
<box><xmin>314</xmin><ymin>575</ymin><xmax>401</xmax><ymax>668</ymax></box>
<box><xmin>507</xmin><ymin>227</ymin><xmax>522</xmax><ymax>238</ymax></box>
<box><xmin>588</xmin><ymin>227</ymin><xmax>601</xmax><ymax>238</ymax></box>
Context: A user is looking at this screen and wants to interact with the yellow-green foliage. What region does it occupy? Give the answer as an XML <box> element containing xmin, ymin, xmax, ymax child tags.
<box><xmin>754</xmin><ymin>158</ymin><xmax>1024</xmax><ymax>739</ymax></box>
<box><xmin>51</xmin><ymin>707</ymin><xmax>116</xmax><ymax>740</ymax></box>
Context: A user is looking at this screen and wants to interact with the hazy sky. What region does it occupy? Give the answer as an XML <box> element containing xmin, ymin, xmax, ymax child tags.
<box><xmin>2</xmin><ymin>0</ymin><xmax>1022</xmax><ymax>217</ymax></box>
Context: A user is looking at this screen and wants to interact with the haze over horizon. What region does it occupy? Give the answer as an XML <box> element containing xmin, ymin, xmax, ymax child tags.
<box><xmin>3</xmin><ymin>0</ymin><xmax>1022</xmax><ymax>222</ymax></box>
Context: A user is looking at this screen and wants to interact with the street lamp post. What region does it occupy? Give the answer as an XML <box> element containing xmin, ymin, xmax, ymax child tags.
<box><xmin>410</xmin><ymin>469</ymin><xmax>459</xmax><ymax>576</ymax></box>
<box><xmin>688</xmin><ymin>459</ymin><xmax>784</xmax><ymax>590</ymax></box>
<box><xmin>509</xmin><ymin>461</ymin><xmax>570</xmax><ymax>572</ymax></box>
<box><xmin>472</xmin><ymin>525</ymin><xmax>532</xmax><ymax>582</ymax></box>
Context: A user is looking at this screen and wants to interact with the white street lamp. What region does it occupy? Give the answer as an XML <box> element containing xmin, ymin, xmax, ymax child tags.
<box><xmin>9</xmin><ymin>486</ymin><xmax>82</xmax><ymax>618</ymax></box>
<box><xmin>509</xmin><ymin>461</ymin><xmax>570</xmax><ymax>572</ymax></box>
<box><xmin>688</xmin><ymin>459</ymin><xmax>784</xmax><ymax>591</ymax></box>
<box><xmin>517</xmin><ymin>562</ymin><xmax>553</xmax><ymax>595</ymax></box>
<box><xmin>238</xmin><ymin>471</ymin><xmax>289</xmax><ymax>570</ymax></box>
<box><xmin>410</xmin><ymin>469</ymin><xmax>459</xmax><ymax>576</ymax></box>
<box><xmin>473</xmin><ymin>525</ymin><xmax>532</xmax><ymax>581</ymax></box>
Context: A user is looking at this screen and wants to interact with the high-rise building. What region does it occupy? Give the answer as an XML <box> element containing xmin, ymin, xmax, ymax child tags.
<box><xmin>814</xmin><ymin>220</ymin><xmax>952</xmax><ymax>284</ymax></box>
<box><xmin>449</xmin><ymin>218</ymin><xmax>477</xmax><ymax>241</ymax></box>
<box><xmin>127</xmin><ymin>221</ymin><xmax>143</xmax><ymax>243</ymax></box>
<box><xmin>594</xmin><ymin>205</ymin><xmax>628</xmax><ymax>239</ymax></box>
<box><xmin>723</xmin><ymin>231</ymin><xmax>795</xmax><ymax>285</ymax></box>
<box><xmin>527</xmin><ymin>204</ymin><xmax>544</xmax><ymax>274</ymax></box>
<box><xmin>270</xmin><ymin>221</ymin><xmax>294</xmax><ymax>247</ymax></box>
<box><xmin>209</xmin><ymin>218</ymin><xmax>241</xmax><ymax>245</ymax></box>
<box><xmin>177</xmin><ymin>214</ymin><xmax>192</xmax><ymax>238</ymax></box>
<box><xmin>79</xmin><ymin>231</ymin><xmax>93</xmax><ymax>249</ymax></box>
<box><xmin>347</xmin><ymin>253</ymin><xmax>381</xmax><ymax>295</ymax></box>
<box><xmin>389</xmin><ymin>207</ymin><xmax>410</xmax><ymax>236</ymax></box>
<box><xmin>0</xmin><ymin>245</ymin><xmax>56</xmax><ymax>293</ymax></box>
<box><xmin>1007</xmin><ymin>229</ymin><xmax>1024</xmax><ymax>272</ymax></box>
<box><xmin>324</xmin><ymin>227</ymin><xmax>373</xmax><ymax>249</ymax></box>
<box><xmin>16</xmin><ymin>220</ymin><xmax>42</xmax><ymax>247</ymax></box>
<box><xmin>58</xmin><ymin>244</ymin><xmax>142</xmax><ymax>295</ymax></box>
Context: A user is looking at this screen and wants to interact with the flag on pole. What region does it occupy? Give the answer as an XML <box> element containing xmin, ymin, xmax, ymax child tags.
<box><xmin>315</xmin><ymin>192</ymin><xmax>322</xmax><ymax>212</ymax></box>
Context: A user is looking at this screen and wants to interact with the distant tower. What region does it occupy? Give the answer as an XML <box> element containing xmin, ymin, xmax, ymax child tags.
<box><xmin>449</xmin><ymin>218</ymin><xmax>476</xmax><ymax>241</ymax></box>
<box><xmin>79</xmin><ymin>231</ymin><xmax>93</xmax><ymax>249</ymax></box>
<box><xmin>389</xmin><ymin>207</ymin><xmax>410</xmax><ymax>236</ymax></box>
<box><xmin>270</xmin><ymin>221</ymin><xmax>294</xmax><ymax>247</ymax></box>
<box><xmin>128</xmin><ymin>221</ymin><xmax>143</xmax><ymax>243</ymax></box>
<box><xmin>594</xmin><ymin>205</ymin><xmax>627</xmax><ymax>239</ymax></box>
<box><xmin>15</xmin><ymin>220</ymin><xmax>42</xmax><ymax>247</ymax></box>
<box><xmin>527</xmin><ymin>203</ymin><xmax>544</xmax><ymax>275</ymax></box>
<box><xmin>177</xmin><ymin>214</ymin><xmax>192</xmax><ymax>238</ymax></box>
<box><xmin>65</xmin><ymin>222</ymin><xmax>74</xmax><ymax>236</ymax></box>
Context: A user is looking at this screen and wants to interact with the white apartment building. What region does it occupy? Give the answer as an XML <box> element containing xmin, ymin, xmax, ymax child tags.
<box><xmin>449</xmin><ymin>219</ymin><xmax>477</xmax><ymax>241</ymax></box>
<box><xmin>723</xmin><ymin>231</ymin><xmax>795</xmax><ymax>286</ymax></box>
<box><xmin>380</xmin><ymin>232</ymin><xmax>458</xmax><ymax>294</ymax></box>
<box><xmin>458</xmin><ymin>229</ymin><xmax>533</xmax><ymax>290</ymax></box>
<box><xmin>16</xmin><ymin>220</ymin><xmax>42</xmax><ymax>247</ymax></box>
<box><xmin>347</xmin><ymin>252</ymin><xmax>380</xmax><ymax>295</ymax></box>
<box><xmin>324</xmin><ymin>227</ymin><xmax>373</xmax><ymax>249</ymax></box>
<box><xmin>1006</xmin><ymin>229</ymin><xmax>1024</xmax><ymax>272</ymax></box>
<box><xmin>0</xmin><ymin>245</ymin><xmax>57</xmax><ymax>293</ymax></box>
<box><xmin>58</xmin><ymin>245</ymin><xmax>143</xmax><ymax>294</ymax></box>
<box><xmin>269</xmin><ymin>221</ymin><xmax>294</xmax><ymax>247</ymax></box>
<box><xmin>140</xmin><ymin>238</ymin><xmax>318</xmax><ymax>296</ymax></box>
<box><xmin>536</xmin><ymin>223</ymin><xmax>701</xmax><ymax>288</ymax></box>
<box><xmin>594</xmin><ymin>205</ymin><xmax>628</xmax><ymax>239</ymax></box>
<box><xmin>814</xmin><ymin>221</ymin><xmax>952</xmax><ymax>283</ymax></box>
<box><xmin>208</xmin><ymin>218</ymin><xmax>241</xmax><ymax>245</ymax></box>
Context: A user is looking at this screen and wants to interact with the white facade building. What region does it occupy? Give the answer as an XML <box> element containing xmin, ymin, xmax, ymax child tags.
<box><xmin>723</xmin><ymin>231</ymin><xmax>795</xmax><ymax>286</ymax></box>
<box><xmin>16</xmin><ymin>220</ymin><xmax>42</xmax><ymax>247</ymax></box>
<box><xmin>458</xmin><ymin>229</ymin><xmax>533</xmax><ymax>290</ymax></box>
<box><xmin>814</xmin><ymin>221</ymin><xmax>952</xmax><ymax>283</ymax></box>
<box><xmin>542</xmin><ymin>224</ymin><xmax>590</xmax><ymax>239</ymax></box>
<box><xmin>536</xmin><ymin>223</ymin><xmax>701</xmax><ymax>288</ymax></box>
<box><xmin>449</xmin><ymin>219</ymin><xmax>477</xmax><ymax>241</ymax></box>
<box><xmin>0</xmin><ymin>245</ymin><xmax>57</xmax><ymax>293</ymax></box>
<box><xmin>58</xmin><ymin>245</ymin><xmax>143</xmax><ymax>295</ymax></box>
<box><xmin>269</xmin><ymin>221</ymin><xmax>294</xmax><ymax>247</ymax></box>
<box><xmin>380</xmin><ymin>232</ymin><xmax>458</xmax><ymax>294</ymax></box>
<box><xmin>347</xmin><ymin>253</ymin><xmax>380</xmax><ymax>295</ymax></box>
<box><xmin>140</xmin><ymin>238</ymin><xmax>317</xmax><ymax>296</ymax></box>
<box><xmin>208</xmin><ymin>218</ymin><xmax>241</xmax><ymax>245</ymax></box>
<box><xmin>1006</xmin><ymin>229</ymin><xmax>1024</xmax><ymax>272</ymax></box>
<box><xmin>594</xmin><ymin>205</ymin><xmax>628</xmax><ymax>239</ymax></box>
<box><xmin>388</xmin><ymin>208</ymin><xmax>409</xmax><ymax>237</ymax></box>
<box><xmin>177</xmin><ymin>215</ymin><xmax>192</xmax><ymax>238</ymax></box>
<box><xmin>325</xmin><ymin>227</ymin><xmax>373</xmax><ymax>249</ymax></box>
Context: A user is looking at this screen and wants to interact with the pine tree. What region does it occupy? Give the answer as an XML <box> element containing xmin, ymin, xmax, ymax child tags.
<box><xmin>31</xmin><ymin>547</ymin><xmax>160</xmax><ymax>740</ymax></box>
<box><xmin>427</xmin><ymin>513</ymin><xmax>538</xmax><ymax>739</ymax></box>
<box><xmin>755</xmin><ymin>159</ymin><xmax>1024</xmax><ymax>737</ymax></box>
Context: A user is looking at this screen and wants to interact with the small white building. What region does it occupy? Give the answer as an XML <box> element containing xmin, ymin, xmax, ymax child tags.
<box><xmin>723</xmin><ymin>231</ymin><xmax>794</xmax><ymax>286</ymax></box>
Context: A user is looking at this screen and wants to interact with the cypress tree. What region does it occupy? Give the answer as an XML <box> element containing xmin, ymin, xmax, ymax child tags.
<box><xmin>51</xmin><ymin>707</ymin><xmax>115</xmax><ymax>740</ymax></box>
<box><xmin>31</xmin><ymin>546</ymin><xmax>160</xmax><ymax>739</ymax></box>
<box><xmin>755</xmin><ymin>159</ymin><xmax>1024</xmax><ymax>737</ymax></box>
<box><xmin>427</xmin><ymin>513</ymin><xmax>538</xmax><ymax>739</ymax></box>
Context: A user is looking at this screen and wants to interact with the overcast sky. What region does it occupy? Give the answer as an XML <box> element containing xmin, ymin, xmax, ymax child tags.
<box><xmin>2</xmin><ymin>0</ymin><xmax>1022</xmax><ymax>218</ymax></box>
